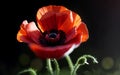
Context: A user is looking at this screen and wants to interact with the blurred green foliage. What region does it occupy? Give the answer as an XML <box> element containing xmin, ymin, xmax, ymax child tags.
<box><xmin>0</xmin><ymin>54</ymin><xmax>120</xmax><ymax>75</ymax></box>
<box><xmin>83</xmin><ymin>57</ymin><xmax>120</xmax><ymax>75</ymax></box>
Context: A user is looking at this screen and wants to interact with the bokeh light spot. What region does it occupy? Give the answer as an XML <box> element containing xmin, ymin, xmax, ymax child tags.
<box><xmin>19</xmin><ymin>53</ymin><xmax>30</xmax><ymax>66</ymax></box>
<box><xmin>60</xmin><ymin>67</ymin><xmax>70</xmax><ymax>75</ymax></box>
<box><xmin>101</xmin><ymin>57</ymin><xmax>114</xmax><ymax>70</ymax></box>
<box><xmin>30</xmin><ymin>58</ymin><xmax>43</xmax><ymax>71</ymax></box>
<box><xmin>113</xmin><ymin>71</ymin><xmax>120</xmax><ymax>75</ymax></box>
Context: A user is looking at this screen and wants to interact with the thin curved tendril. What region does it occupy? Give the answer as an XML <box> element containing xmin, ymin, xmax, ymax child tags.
<box><xmin>17</xmin><ymin>68</ymin><xmax>37</xmax><ymax>75</ymax></box>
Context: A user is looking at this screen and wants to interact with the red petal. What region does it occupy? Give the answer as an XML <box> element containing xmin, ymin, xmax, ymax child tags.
<box><xmin>58</xmin><ymin>11</ymin><xmax>81</xmax><ymax>33</ymax></box>
<box><xmin>37</xmin><ymin>12</ymin><xmax>58</xmax><ymax>32</ymax></box>
<box><xmin>17</xmin><ymin>20</ymin><xmax>41</xmax><ymax>44</ymax></box>
<box><xmin>36</xmin><ymin>5</ymin><xmax>68</xmax><ymax>32</ymax></box>
<box><xmin>17</xmin><ymin>20</ymin><xmax>32</xmax><ymax>43</ymax></box>
<box><xmin>26</xmin><ymin>22</ymin><xmax>41</xmax><ymax>44</ymax></box>
<box><xmin>66</xmin><ymin>34</ymin><xmax>81</xmax><ymax>45</ymax></box>
<box><xmin>65</xmin><ymin>22</ymin><xmax>89</xmax><ymax>43</ymax></box>
<box><xmin>64</xmin><ymin>34</ymin><xmax>82</xmax><ymax>56</ymax></box>
<box><xmin>28</xmin><ymin>32</ymin><xmax>82</xmax><ymax>59</ymax></box>
<box><xmin>36</xmin><ymin>5</ymin><xmax>68</xmax><ymax>20</ymax></box>
<box><xmin>65</xmin><ymin>27</ymin><xmax>76</xmax><ymax>43</ymax></box>
<box><xmin>36</xmin><ymin>5</ymin><xmax>81</xmax><ymax>33</ymax></box>
<box><xmin>77</xmin><ymin>22</ymin><xmax>89</xmax><ymax>42</ymax></box>
<box><xmin>29</xmin><ymin>43</ymin><xmax>77</xmax><ymax>59</ymax></box>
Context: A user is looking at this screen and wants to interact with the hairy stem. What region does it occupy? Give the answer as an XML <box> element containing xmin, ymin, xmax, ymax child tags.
<box><xmin>53</xmin><ymin>59</ymin><xmax>60</xmax><ymax>75</ymax></box>
<box><xmin>65</xmin><ymin>55</ymin><xmax>74</xmax><ymax>75</ymax></box>
<box><xmin>46</xmin><ymin>59</ymin><xmax>54</xmax><ymax>75</ymax></box>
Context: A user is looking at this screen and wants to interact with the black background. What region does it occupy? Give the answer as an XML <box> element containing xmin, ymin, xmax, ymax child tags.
<box><xmin>1</xmin><ymin>0</ymin><xmax>120</xmax><ymax>75</ymax></box>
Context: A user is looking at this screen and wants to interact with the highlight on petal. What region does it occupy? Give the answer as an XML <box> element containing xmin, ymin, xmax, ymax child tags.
<box><xmin>77</xmin><ymin>22</ymin><xmax>89</xmax><ymax>42</ymax></box>
<box><xmin>28</xmin><ymin>43</ymin><xmax>78</xmax><ymax>59</ymax></box>
<box><xmin>17</xmin><ymin>20</ymin><xmax>41</xmax><ymax>44</ymax></box>
<box><xmin>26</xmin><ymin>22</ymin><xmax>41</xmax><ymax>44</ymax></box>
<box><xmin>17</xmin><ymin>20</ymin><xmax>29</xmax><ymax>42</ymax></box>
<box><xmin>64</xmin><ymin>44</ymin><xmax>79</xmax><ymax>57</ymax></box>
<box><xmin>64</xmin><ymin>34</ymin><xmax>82</xmax><ymax>56</ymax></box>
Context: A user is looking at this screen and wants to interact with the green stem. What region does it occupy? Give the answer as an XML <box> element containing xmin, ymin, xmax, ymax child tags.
<box><xmin>17</xmin><ymin>68</ymin><xmax>37</xmax><ymax>75</ymax></box>
<box><xmin>65</xmin><ymin>55</ymin><xmax>74</xmax><ymax>75</ymax></box>
<box><xmin>72</xmin><ymin>57</ymin><xmax>86</xmax><ymax>75</ymax></box>
<box><xmin>46</xmin><ymin>59</ymin><xmax>54</xmax><ymax>75</ymax></box>
<box><xmin>53</xmin><ymin>59</ymin><xmax>60</xmax><ymax>75</ymax></box>
<box><xmin>72</xmin><ymin>55</ymin><xmax>98</xmax><ymax>75</ymax></box>
<box><xmin>72</xmin><ymin>64</ymin><xmax>80</xmax><ymax>75</ymax></box>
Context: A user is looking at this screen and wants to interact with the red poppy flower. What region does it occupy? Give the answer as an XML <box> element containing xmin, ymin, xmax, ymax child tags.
<box><xmin>17</xmin><ymin>5</ymin><xmax>89</xmax><ymax>59</ymax></box>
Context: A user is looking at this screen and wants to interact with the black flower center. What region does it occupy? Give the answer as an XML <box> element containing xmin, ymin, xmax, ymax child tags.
<box><xmin>40</xmin><ymin>30</ymin><xmax>66</xmax><ymax>46</ymax></box>
<box><xmin>48</xmin><ymin>33</ymin><xmax>57</xmax><ymax>38</ymax></box>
